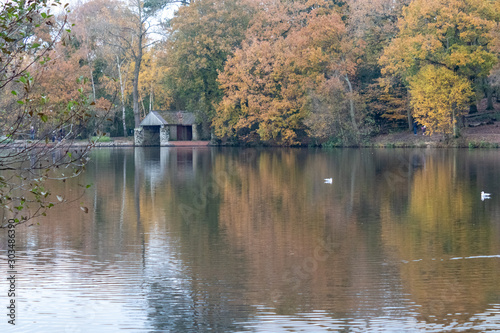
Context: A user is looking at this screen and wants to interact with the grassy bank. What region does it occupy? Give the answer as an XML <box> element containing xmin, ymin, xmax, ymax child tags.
<box><xmin>359</xmin><ymin>106</ymin><xmax>500</xmax><ymax>148</ymax></box>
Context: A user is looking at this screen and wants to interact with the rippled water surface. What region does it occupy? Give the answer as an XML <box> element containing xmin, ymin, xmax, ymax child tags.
<box><xmin>1</xmin><ymin>147</ymin><xmax>500</xmax><ymax>332</ymax></box>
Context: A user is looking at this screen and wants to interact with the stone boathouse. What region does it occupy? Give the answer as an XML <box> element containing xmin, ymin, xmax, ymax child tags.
<box><xmin>134</xmin><ymin>111</ymin><xmax>198</xmax><ymax>146</ymax></box>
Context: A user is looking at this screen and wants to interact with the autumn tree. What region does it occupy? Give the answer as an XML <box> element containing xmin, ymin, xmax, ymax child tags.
<box><xmin>214</xmin><ymin>0</ymin><xmax>310</xmax><ymax>145</ymax></box>
<box><xmin>69</xmin><ymin>0</ymin><xmax>124</xmax><ymax>136</ymax></box>
<box><xmin>346</xmin><ymin>0</ymin><xmax>412</xmax><ymax>130</ymax></box>
<box><xmin>137</xmin><ymin>48</ymin><xmax>169</xmax><ymax>113</ymax></box>
<box><xmin>409</xmin><ymin>65</ymin><xmax>473</xmax><ymax>137</ymax></box>
<box><xmin>125</xmin><ymin>0</ymin><xmax>176</xmax><ymax>128</ymax></box>
<box><xmin>0</xmin><ymin>0</ymin><xmax>101</xmax><ymax>225</ymax></box>
<box><xmin>489</xmin><ymin>2</ymin><xmax>500</xmax><ymax>102</ymax></box>
<box><xmin>380</xmin><ymin>0</ymin><xmax>499</xmax><ymax>134</ymax></box>
<box><xmin>160</xmin><ymin>0</ymin><xmax>253</xmax><ymax>138</ymax></box>
<box><xmin>294</xmin><ymin>7</ymin><xmax>364</xmax><ymax>144</ymax></box>
<box><xmin>214</xmin><ymin>0</ymin><xmax>363</xmax><ymax>145</ymax></box>
<box><xmin>68</xmin><ymin>0</ymin><xmax>174</xmax><ymax>136</ymax></box>
<box><xmin>112</xmin><ymin>48</ymin><xmax>169</xmax><ymax>120</ymax></box>
<box><xmin>78</xmin><ymin>0</ymin><xmax>173</xmax><ymax>130</ymax></box>
<box><xmin>31</xmin><ymin>40</ymin><xmax>91</xmax><ymax>132</ymax></box>
<box><xmin>490</xmin><ymin>67</ymin><xmax>500</xmax><ymax>102</ymax></box>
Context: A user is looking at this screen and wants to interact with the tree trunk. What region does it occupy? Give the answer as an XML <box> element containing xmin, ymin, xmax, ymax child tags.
<box><xmin>116</xmin><ymin>55</ymin><xmax>127</xmax><ymax>137</ymax></box>
<box><xmin>407</xmin><ymin>98</ymin><xmax>412</xmax><ymax>131</ymax></box>
<box><xmin>133</xmin><ymin>55</ymin><xmax>142</xmax><ymax>128</ymax></box>
<box><xmin>90</xmin><ymin>68</ymin><xmax>96</xmax><ymax>102</ymax></box>
<box><xmin>149</xmin><ymin>83</ymin><xmax>153</xmax><ymax>112</ymax></box>
<box><xmin>452</xmin><ymin>104</ymin><xmax>457</xmax><ymax>138</ymax></box>
<box><xmin>344</xmin><ymin>74</ymin><xmax>359</xmax><ymax>137</ymax></box>
<box><xmin>85</xmin><ymin>35</ymin><xmax>96</xmax><ymax>102</ymax></box>
<box><xmin>404</xmin><ymin>95</ymin><xmax>415</xmax><ymax>131</ymax></box>
<box><xmin>485</xmin><ymin>78</ymin><xmax>494</xmax><ymax>110</ymax></box>
<box><xmin>469</xmin><ymin>103</ymin><xmax>478</xmax><ymax>114</ymax></box>
<box><xmin>132</xmin><ymin>3</ymin><xmax>144</xmax><ymax>128</ymax></box>
<box><xmin>141</xmin><ymin>92</ymin><xmax>147</xmax><ymax>117</ymax></box>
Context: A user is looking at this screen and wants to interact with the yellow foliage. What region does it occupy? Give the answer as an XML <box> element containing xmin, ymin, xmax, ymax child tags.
<box><xmin>409</xmin><ymin>65</ymin><xmax>473</xmax><ymax>136</ymax></box>
<box><xmin>380</xmin><ymin>0</ymin><xmax>498</xmax><ymax>80</ymax></box>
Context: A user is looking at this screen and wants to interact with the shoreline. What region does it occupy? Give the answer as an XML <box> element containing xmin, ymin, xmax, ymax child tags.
<box><xmin>0</xmin><ymin>139</ymin><xmax>212</xmax><ymax>149</ymax></box>
<box><xmin>4</xmin><ymin>119</ymin><xmax>500</xmax><ymax>150</ymax></box>
<box><xmin>3</xmin><ymin>135</ymin><xmax>500</xmax><ymax>149</ymax></box>
<box><xmin>3</xmin><ymin>138</ymin><xmax>500</xmax><ymax>149</ymax></box>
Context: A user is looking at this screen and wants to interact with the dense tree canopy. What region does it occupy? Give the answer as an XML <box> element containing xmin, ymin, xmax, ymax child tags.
<box><xmin>381</xmin><ymin>0</ymin><xmax>499</xmax><ymax>82</ymax></box>
<box><xmin>2</xmin><ymin>0</ymin><xmax>499</xmax><ymax>150</ymax></box>
<box><xmin>380</xmin><ymin>0</ymin><xmax>499</xmax><ymax>134</ymax></box>
<box><xmin>160</xmin><ymin>0</ymin><xmax>253</xmax><ymax>138</ymax></box>
<box><xmin>41</xmin><ymin>0</ymin><xmax>495</xmax><ymax>145</ymax></box>
<box><xmin>214</xmin><ymin>0</ymin><xmax>364</xmax><ymax>145</ymax></box>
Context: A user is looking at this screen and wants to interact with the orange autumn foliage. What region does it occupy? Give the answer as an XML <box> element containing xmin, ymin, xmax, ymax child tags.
<box><xmin>215</xmin><ymin>0</ymin><xmax>362</xmax><ymax>145</ymax></box>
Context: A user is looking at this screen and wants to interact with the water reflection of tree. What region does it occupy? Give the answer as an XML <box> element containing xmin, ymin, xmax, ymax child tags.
<box><xmin>131</xmin><ymin>147</ymin><xmax>252</xmax><ymax>331</ymax></box>
<box><xmin>379</xmin><ymin>150</ymin><xmax>500</xmax><ymax>326</ymax></box>
<box><xmin>132</xmin><ymin>147</ymin><xmax>397</xmax><ymax>329</ymax></box>
<box><xmin>33</xmin><ymin>148</ymin><xmax>500</xmax><ymax>330</ymax></box>
<box><xmin>213</xmin><ymin>149</ymin><xmax>402</xmax><ymax>318</ymax></box>
<box><xmin>210</xmin><ymin>148</ymin><xmax>500</xmax><ymax>328</ymax></box>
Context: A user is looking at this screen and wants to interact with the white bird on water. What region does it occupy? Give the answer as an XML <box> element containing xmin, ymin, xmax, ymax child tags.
<box><xmin>324</xmin><ymin>178</ymin><xmax>332</xmax><ymax>184</ymax></box>
<box><xmin>481</xmin><ymin>191</ymin><xmax>491</xmax><ymax>201</ymax></box>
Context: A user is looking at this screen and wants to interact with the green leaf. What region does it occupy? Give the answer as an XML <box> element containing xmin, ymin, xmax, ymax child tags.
<box><xmin>11</xmin><ymin>90</ymin><xmax>17</xmax><ymax>96</ymax></box>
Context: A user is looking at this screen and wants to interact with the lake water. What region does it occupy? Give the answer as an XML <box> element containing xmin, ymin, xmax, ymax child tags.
<box><xmin>1</xmin><ymin>147</ymin><xmax>500</xmax><ymax>332</ymax></box>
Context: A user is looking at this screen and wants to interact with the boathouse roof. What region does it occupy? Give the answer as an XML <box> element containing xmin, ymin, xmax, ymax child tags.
<box><xmin>140</xmin><ymin>111</ymin><xmax>168</xmax><ymax>126</ymax></box>
<box><xmin>140</xmin><ymin>111</ymin><xmax>197</xmax><ymax>127</ymax></box>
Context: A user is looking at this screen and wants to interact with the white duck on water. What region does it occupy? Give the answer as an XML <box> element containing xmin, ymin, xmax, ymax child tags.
<box><xmin>481</xmin><ymin>191</ymin><xmax>491</xmax><ymax>201</ymax></box>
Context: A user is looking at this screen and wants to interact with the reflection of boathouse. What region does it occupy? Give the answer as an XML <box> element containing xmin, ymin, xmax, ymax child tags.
<box><xmin>134</xmin><ymin>147</ymin><xmax>199</xmax><ymax>186</ymax></box>
<box><xmin>134</xmin><ymin>111</ymin><xmax>198</xmax><ymax>146</ymax></box>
